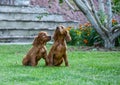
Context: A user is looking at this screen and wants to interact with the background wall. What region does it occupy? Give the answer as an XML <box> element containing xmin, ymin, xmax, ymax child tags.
<box><xmin>0</xmin><ymin>0</ymin><xmax>120</xmax><ymax>24</ymax></box>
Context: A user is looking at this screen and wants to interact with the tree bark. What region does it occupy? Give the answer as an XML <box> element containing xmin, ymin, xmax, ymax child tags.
<box><xmin>71</xmin><ymin>0</ymin><xmax>120</xmax><ymax>49</ymax></box>
<box><xmin>98</xmin><ymin>0</ymin><xmax>105</xmax><ymax>12</ymax></box>
<box><xmin>106</xmin><ymin>0</ymin><xmax>112</xmax><ymax>29</ymax></box>
<box><xmin>64</xmin><ymin>0</ymin><xmax>75</xmax><ymax>10</ymax></box>
<box><xmin>104</xmin><ymin>38</ymin><xmax>115</xmax><ymax>49</ymax></box>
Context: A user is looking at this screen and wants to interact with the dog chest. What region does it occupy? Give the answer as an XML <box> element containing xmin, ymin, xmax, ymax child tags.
<box><xmin>56</xmin><ymin>44</ymin><xmax>66</xmax><ymax>52</ymax></box>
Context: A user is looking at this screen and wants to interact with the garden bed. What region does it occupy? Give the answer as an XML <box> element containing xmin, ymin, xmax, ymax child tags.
<box><xmin>68</xmin><ymin>46</ymin><xmax>120</xmax><ymax>51</ymax></box>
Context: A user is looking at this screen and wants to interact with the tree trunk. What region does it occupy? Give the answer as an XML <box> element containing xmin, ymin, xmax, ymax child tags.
<box><xmin>104</xmin><ymin>38</ymin><xmax>115</xmax><ymax>49</ymax></box>
<box><xmin>70</xmin><ymin>0</ymin><xmax>120</xmax><ymax>49</ymax></box>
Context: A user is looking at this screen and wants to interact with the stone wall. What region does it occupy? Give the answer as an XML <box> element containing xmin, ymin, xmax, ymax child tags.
<box><xmin>0</xmin><ymin>0</ymin><xmax>30</xmax><ymax>5</ymax></box>
<box><xmin>0</xmin><ymin>5</ymin><xmax>78</xmax><ymax>43</ymax></box>
<box><xmin>0</xmin><ymin>0</ymin><xmax>120</xmax><ymax>24</ymax></box>
<box><xmin>30</xmin><ymin>0</ymin><xmax>87</xmax><ymax>24</ymax></box>
<box><xmin>0</xmin><ymin>0</ymin><xmax>15</xmax><ymax>5</ymax></box>
<box><xmin>30</xmin><ymin>0</ymin><xmax>120</xmax><ymax>24</ymax></box>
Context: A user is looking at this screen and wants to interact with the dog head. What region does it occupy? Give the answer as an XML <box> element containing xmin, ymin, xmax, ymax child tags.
<box><xmin>33</xmin><ymin>31</ymin><xmax>51</xmax><ymax>46</ymax></box>
<box><xmin>53</xmin><ymin>25</ymin><xmax>71</xmax><ymax>42</ymax></box>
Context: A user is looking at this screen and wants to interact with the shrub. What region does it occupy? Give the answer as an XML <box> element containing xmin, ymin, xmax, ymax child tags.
<box><xmin>67</xmin><ymin>22</ymin><xmax>103</xmax><ymax>46</ymax></box>
<box><xmin>68</xmin><ymin>19</ymin><xmax>120</xmax><ymax>47</ymax></box>
<box><xmin>112</xmin><ymin>19</ymin><xmax>120</xmax><ymax>46</ymax></box>
<box><xmin>68</xmin><ymin>28</ymin><xmax>81</xmax><ymax>45</ymax></box>
<box><xmin>112</xmin><ymin>0</ymin><xmax>120</xmax><ymax>14</ymax></box>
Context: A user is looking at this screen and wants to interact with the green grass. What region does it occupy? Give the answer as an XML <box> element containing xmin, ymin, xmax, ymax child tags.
<box><xmin>0</xmin><ymin>44</ymin><xmax>120</xmax><ymax>85</ymax></box>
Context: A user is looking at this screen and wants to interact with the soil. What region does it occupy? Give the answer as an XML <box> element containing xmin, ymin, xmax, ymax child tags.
<box><xmin>68</xmin><ymin>46</ymin><xmax>120</xmax><ymax>52</ymax></box>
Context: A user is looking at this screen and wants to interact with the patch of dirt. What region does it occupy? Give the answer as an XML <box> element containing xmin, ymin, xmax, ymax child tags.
<box><xmin>68</xmin><ymin>46</ymin><xmax>120</xmax><ymax>51</ymax></box>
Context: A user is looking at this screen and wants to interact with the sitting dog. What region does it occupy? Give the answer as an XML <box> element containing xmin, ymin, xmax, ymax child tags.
<box><xmin>22</xmin><ymin>31</ymin><xmax>51</xmax><ymax>66</ymax></box>
<box><xmin>48</xmin><ymin>25</ymin><xmax>71</xmax><ymax>66</ymax></box>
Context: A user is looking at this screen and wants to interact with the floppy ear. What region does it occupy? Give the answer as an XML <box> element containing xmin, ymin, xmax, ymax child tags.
<box><xmin>53</xmin><ymin>29</ymin><xmax>58</xmax><ymax>41</ymax></box>
<box><xmin>32</xmin><ymin>36</ymin><xmax>39</xmax><ymax>46</ymax></box>
<box><xmin>65</xmin><ymin>31</ymin><xmax>71</xmax><ymax>42</ymax></box>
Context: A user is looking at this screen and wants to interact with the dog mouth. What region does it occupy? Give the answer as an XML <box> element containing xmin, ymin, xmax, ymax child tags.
<box><xmin>56</xmin><ymin>27</ymin><xmax>65</xmax><ymax>35</ymax></box>
<box><xmin>47</xmin><ymin>36</ymin><xmax>51</xmax><ymax>41</ymax></box>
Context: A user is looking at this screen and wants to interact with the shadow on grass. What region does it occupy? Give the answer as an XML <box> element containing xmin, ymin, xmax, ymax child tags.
<box><xmin>6</xmin><ymin>63</ymin><xmax>69</xmax><ymax>69</ymax></box>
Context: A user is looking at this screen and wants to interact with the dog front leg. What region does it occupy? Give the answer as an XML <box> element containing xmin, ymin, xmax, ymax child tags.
<box><xmin>43</xmin><ymin>53</ymin><xmax>49</xmax><ymax>66</ymax></box>
<box><xmin>47</xmin><ymin>46</ymin><xmax>55</xmax><ymax>66</ymax></box>
<box><xmin>31</xmin><ymin>57</ymin><xmax>37</xmax><ymax>66</ymax></box>
<box><xmin>47</xmin><ymin>52</ymin><xmax>53</xmax><ymax>66</ymax></box>
<box><xmin>63</xmin><ymin>53</ymin><xmax>69</xmax><ymax>66</ymax></box>
<box><xmin>22</xmin><ymin>57</ymin><xmax>29</xmax><ymax>66</ymax></box>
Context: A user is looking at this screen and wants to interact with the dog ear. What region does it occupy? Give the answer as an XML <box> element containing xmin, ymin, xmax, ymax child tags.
<box><xmin>32</xmin><ymin>36</ymin><xmax>39</xmax><ymax>46</ymax></box>
<box><xmin>53</xmin><ymin>29</ymin><xmax>58</xmax><ymax>41</ymax></box>
<box><xmin>65</xmin><ymin>31</ymin><xmax>71</xmax><ymax>42</ymax></box>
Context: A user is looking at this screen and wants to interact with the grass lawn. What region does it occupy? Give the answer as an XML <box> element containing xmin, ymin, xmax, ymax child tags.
<box><xmin>0</xmin><ymin>44</ymin><xmax>120</xmax><ymax>85</ymax></box>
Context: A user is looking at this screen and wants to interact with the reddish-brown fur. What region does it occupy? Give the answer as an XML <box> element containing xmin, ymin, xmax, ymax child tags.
<box><xmin>48</xmin><ymin>25</ymin><xmax>71</xmax><ymax>66</ymax></box>
<box><xmin>22</xmin><ymin>31</ymin><xmax>51</xmax><ymax>66</ymax></box>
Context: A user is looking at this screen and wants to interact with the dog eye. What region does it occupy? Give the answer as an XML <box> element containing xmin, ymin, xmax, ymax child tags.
<box><xmin>61</xmin><ymin>26</ymin><xmax>64</xmax><ymax>29</ymax></box>
<box><xmin>42</xmin><ymin>35</ymin><xmax>45</xmax><ymax>37</ymax></box>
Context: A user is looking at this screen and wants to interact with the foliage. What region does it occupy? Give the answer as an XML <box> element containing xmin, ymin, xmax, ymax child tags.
<box><xmin>67</xmin><ymin>22</ymin><xmax>103</xmax><ymax>46</ymax></box>
<box><xmin>67</xmin><ymin>19</ymin><xmax>120</xmax><ymax>46</ymax></box>
<box><xmin>112</xmin><ymin>18</ymin><xmax>118</xmax><ymax>26</ymax></box>
<box><xmin>67</xmin><ymin>28</ymin><xmax>81</xmax><ymax>45</ymax></box>
<box><xmin>59</xmin><ymin>0</ymin><xmax>63</xmax><ymax>3</ymax></box>
<box><xmin>112</xmin><ymin>0</ymin><xmax>120</xmax><ymax>14</ymax></box>
<box><xmin>37</xmin><ymin>13</ymin><xmax>48</xmax><ymax>20</ymax></box>
<box><xmin>0</xmin><ymin>45</ymin><xmax>120</xmax><ymax>85</ymax></box>
<box><xmin>97</xmin><ymin>10</ymin><xmax>107</xmax><ymax>24</ymax></box>
<box><xmin>112</xmin><ymin>19</ymin><xmax>120</xmax><ymax>46</ymax></box>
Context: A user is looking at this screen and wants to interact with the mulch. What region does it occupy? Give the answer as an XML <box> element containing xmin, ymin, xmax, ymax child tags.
<box><xmin>68</xmin><ymin>46</ymin><xmax>120</xmax><ymax>51</ymax></box>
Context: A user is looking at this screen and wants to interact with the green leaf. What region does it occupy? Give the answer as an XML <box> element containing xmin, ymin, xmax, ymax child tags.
<box><xmin>59</xmin><ymin>0</ymin><xmax>63</xmax><ymax>3</ymax></box>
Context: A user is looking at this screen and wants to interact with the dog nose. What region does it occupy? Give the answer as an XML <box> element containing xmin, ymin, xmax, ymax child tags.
<box><xmin>48</xmin><ymin>36</ymin><xmax>51</xmax><ymax>39</ymax></box>
<box><xmin>56</xmin><ymin>27</ymin><xmax>59</xmax><ymax>29</ymax></box>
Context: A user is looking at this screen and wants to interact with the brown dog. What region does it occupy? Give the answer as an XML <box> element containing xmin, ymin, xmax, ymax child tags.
<box><xmin>22</xmin><ymin>31</ymin><xmax>51</xmax><ymax>66</ymax></box>
<box><xmin>48</xmin><ymin>25</ymin><xmax>71</xmax><ymax>66</ymax></box>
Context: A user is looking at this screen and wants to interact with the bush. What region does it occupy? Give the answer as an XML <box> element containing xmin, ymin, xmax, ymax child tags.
<box><xmin>112</xmin><ymin>19</ymin><xmax>120</xmax><ymax>46</ymax></box>
<box><xmin>67</xmin><ymin>28</ymin><xmax>81</xmax><ymax>45</ymax></box>
<box><xmin>68</xmin><ymin>20</ymin><xmax>120</xmax><ymax>47</ymax></box>
<box><xmin>112</xmin><ymin>0</ymin><xmax>120</xmax><ymax>14</ymax></box>
<box><xmin>67</xmin><ymin>22</ymin><xmax>103</xmax><ymax>46</ymax></box>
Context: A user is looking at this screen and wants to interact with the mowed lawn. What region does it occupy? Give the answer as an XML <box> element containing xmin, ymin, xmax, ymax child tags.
<box><xmin>0</xmin><ymin>44</ymin><xmax>120</xmax><ymax>85</ymax></box>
